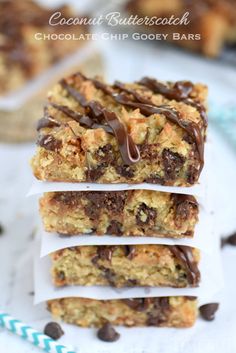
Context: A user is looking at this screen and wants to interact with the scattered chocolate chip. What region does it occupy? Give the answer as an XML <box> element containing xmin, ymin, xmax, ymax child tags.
<box><xmin>136</xmin><ymin>203</ymin><xmax>157</xmax><ymax>226</ymax></box>
<box><xmin>187</xmin><ymin>165</ymin><xmax>198</xmax><ymax>185</ymax></box>
<box><xmin>95</xmin><ymin>144</ymin><xmax>114</xmax><ymax>165</ymax></box>
<box><xmin>36</xmin><ymin>117</ymin><xmax>60</xmax><ymax>130</ymax></box>
<box><xmin>199</xmin><ymin>303</ymin><xmax>219</xmax><ymax>321</ymax></box>
<box><xmin>57</xmin><ymin>271</ymin><xmax>65</xmax><ymax>281</ymax></box>
<box><xmin>97</xmin><ymin>323</ymin><xmax>120</xmax><ymax>342</ymax></box>
<box><xmin>97</xmin><ymin>246</ymin><xmax>116</xmax><ymax>262</ymax></box>
<box><xmin>139</xmin><ymin>144</ymin><xmax>158</xmax><ymax>160</ymax></box>
<box><xmin>162</xmin><ymin>148</ymin><xmax>185</xmax><ymax>181</ymax></box>
<box><xmin>221</xmin><ymin>232</ymin><xmax>236</xmax><ymax>248</ymax></box>
<box><xmin>86</xmin><ymin>165</ymin><xmax>104</xmax><ymax>182</ymax></box>
<box><xmin>172</xmin><ymin>194</ymin><xmax>198</xmax><ymax>224</ymax></box>
<box><xmin>86</xmin><ymin>191</ymin><xmax>127</xmax><ymax>215</ymax></box>
<box><xmin>37</xmin><ymin>134</ymin><xmax>62</xmax><ymax>152</ymax></box>
<box><xmin>28</xmin><ymin>291</ymin><xmax>34</xmax><ymax>296</ymax></box>
<box><xmin>185</xmin><ymin>296</ymin><xmax>197</xmax><ymax>301</ymax></box>
<box><xmin>44</xmin><ymin>322</ymin><xmax>64</xmax><ymax>340</ymax></box>
<box><xmin>124</xmin><ymin>245</ymin><xmax>136</xmax><ymax>260</ymax></box>
<box><xmin>0</xmin><ymin>223</ymin><xmax>4</xmax><ymax>235</ymax></box>
<box><xmin>144</xmin><ymin>175</ymin><xmax>164</xmax><ymax>185</ymax></box>
<box><xmin>123</xmin><ymin>298</ymin><xmax>150</xmax><ymax>312</ymax></box>
<box><xmin>107</xmin><ymin>221</ymin><xmax>123</xmax><ymax>236</ymax></box>
<box><xmin>116</xmin><ymin>165</ymin><xmax>134</xmax><ymax>178</ymax></box>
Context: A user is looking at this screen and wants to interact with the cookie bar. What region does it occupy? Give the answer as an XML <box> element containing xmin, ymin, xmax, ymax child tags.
<box><xmin>40</xmin><ymin>191</ymin><xmax>199</xmax><ymax>238</ymax></box>
<box><xmin>51</xmin><ymin>245</ymin><xmax>200</xmax><ymax>288</ymax></box>
<box><xmin>126</xmin><ymin>0</ymin><xmax>236</xmax><ymax>57</ymax></box>
<box><xmin>0</xmin><ymin>1</ymin><xmax>88</xmax><ymax>94</ymax></box>
<box><xmin>31</xmin><ymin>72</ymin><xmax>208</xmax><ymax>186</ymax></box>
<box><xmin>47</xmin><ymin>296</ymin><xmax>197</xmax><ymax>328</ymax></box>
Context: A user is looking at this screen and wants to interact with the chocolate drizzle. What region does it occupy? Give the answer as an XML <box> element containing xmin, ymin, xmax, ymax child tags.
<box><xmin>55</xmin><ymin>73</ymin><xmax>205</xmax><ymax>174</ymax></box>
<box><xmin>86</xmin><ymin>74</ymin><xmax>204</xmax><ymax>176</ymax></box>
<box><xmin>60</xmin><ymin>79</ymin><xmax>140</xmax><ymax>165</ymax></box>
<box><xmin>138</xmin><ymin>77</ymin><xmax>207</xmax><ymax>128</ymax></box>
<box><xmin>170</xmin><ymin>245</ymin><xmax>200</xmax><ymax>286</ymax></box>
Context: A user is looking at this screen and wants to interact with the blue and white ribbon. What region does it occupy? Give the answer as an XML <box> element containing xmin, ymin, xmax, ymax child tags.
<box><xmin>209</xmin><ymin>104</ymin><xmax>236</xmax><ymax>148</ymax></box>
<box><xmin>0</xmin><ymin>313</ymin><xmax>76</xmax><ymax>353</ymax></box>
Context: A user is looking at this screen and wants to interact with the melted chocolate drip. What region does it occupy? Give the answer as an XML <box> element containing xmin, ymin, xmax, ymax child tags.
<box><xmin>170</xmin><ymin>245</ymin><xmax>200</xmax><ymax>286</ymax></box>
<box><xmin>138</xmin><ymin>77</ymin><xmax>207</xmax><ymax>128</ymax></box>
<box><xmin>86</xmin><ymin>74</ymin><xmax>204</xmax><ymax>176</ymax></box>
<box><xmin>60</xmin><ymin>79</ymin><xmax>140</xmax><ymax>165</ymax></box>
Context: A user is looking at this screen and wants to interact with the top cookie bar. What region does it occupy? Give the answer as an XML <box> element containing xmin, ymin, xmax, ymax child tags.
<box><xmin>31</xmin><ymin>73</ymin><xmax>208</xmax><ymax>186</ymax></box>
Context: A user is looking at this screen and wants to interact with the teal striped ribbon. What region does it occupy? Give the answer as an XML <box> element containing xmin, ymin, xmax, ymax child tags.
<box><xmin>209</xmin><ymin>104</ymin><xmax>236</xmax><ymax>148</ymax></box>
<box><xmin>0</xmin><ymin>313</ymin><xmax>76</xmax><ymax>353</ymax></box>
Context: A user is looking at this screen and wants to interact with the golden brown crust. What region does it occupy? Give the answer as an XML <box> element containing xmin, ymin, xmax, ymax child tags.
<box><xmin>47</xmin><ymin>296</ymin><xmax>198</xmax><ymax>328</ymax></box>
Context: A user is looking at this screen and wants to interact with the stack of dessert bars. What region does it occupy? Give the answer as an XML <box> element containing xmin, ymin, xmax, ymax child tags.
<box><xmin>31</xmin><ymin>72</ymin><xmax>208</xmax><ymax>328</ymax></box>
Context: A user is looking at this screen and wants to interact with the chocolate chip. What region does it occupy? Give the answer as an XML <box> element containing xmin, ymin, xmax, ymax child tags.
<box><xmin>44</xmin><ymin>322</ymin><xmax>64</xmax><ymax>340</ymax></box>
<box><xmin>28</xmin><ymin>291</ymin><xmax>34</xmax><ymax>296</ymax></box>
<box><xmin>185</xmin><ymin>296</ymin><xmax>197</xmax><ymax>301</ymax></box>
<box><xmin>199</xmin><ymin>303</ymin><xmax>219</xmax><ymax>321</ymax></box>
<box><xmin>107</xmin><ymin>221</ymin><xmax>123</xmax><ymax>235</ymax></box>
<box><xmin>221</xmin><ymin>232</ymin><xmax>236</xmax><ymax>248</ymax></box>
<box><xmin>86</xmin><ymin>165</ymin><xmax>104</xmax><ymax>182</ymax></box>
<box><xmin>37</xmin><ymin>134</ymin><xmax>62</xmax><ymax>152</ymax></box>
<box><xmin>139</xmin><ymin>144</ymin><xmax>158</xmax><ymax>160</ymax></box>
<box><xmin>144</xmin><ymin>175</ymin><xmax>164</xmax><ymax>185</ymax></box>
<box><xmin>116</xmin><ymin>165</ymin><xmax>134</xmax><ymax>178</ymax></box>
<box><xmin>172</xmin><ymin>194</ymin><xmax>198</xmax><ymax>224</ymax></box>
<box><xmin>162</xmin><ymin>148</ymin><xmax>185</xmax><ymax>180</ymax></box>
<box><xmin>95</xmin><ymin>144</ymin><xmax>114</xmax><ymax>165</ymax></box>
<box><xmin>187</xmin><ymin>165</ymin><xmax>198</xmax><ymax>185</ymax></box>
<box><xmin>57</xmin><ymin>271</ymin><xmax>65</xmax><ymax>281</ymax></box>
<box><xmin>124</xmin><ymin>245</ymin><xmax>136</xmax><ymax>260</ymax></box>
<box><xmin>86</xmin><ymin>191</ymin><xmax>126</xmax><ymax>215</ymax></box>
<box><xmin>37</xmin><ymin>117</ymin><xmax>60</xmax><ymax>130</ymax></box>
<box><xmin>97</xmin><ymin>246</ymin><xmax>116</xmax><ymax>262</ymax></box>
<box><xmin>97</xmin><ymin>323</ymin><xmax>120</xmax><ymax>342</ymax></box>
<box><xmin>136</xmin><ymin>203</ymin><xmax>157</xmax><ymax>226</ymax></box>
<box><xmin>0</xmin><ymin>223</ymin><xmax>4</xmax><ymax>235</ymax></box>
<box><xmin>123</xmin><ymin>298</ymin><xmax>150</xmax><ymax>312</ymax></box>
<box><xmin>153</xmin><ymin>297</ymin><xmax>170</xmax><ymax>310</ymax></box>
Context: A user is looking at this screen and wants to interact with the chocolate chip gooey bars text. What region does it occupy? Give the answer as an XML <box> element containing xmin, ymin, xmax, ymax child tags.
<box><xmin>31</xmin><ymin>73</ymin><xmax>208</xmax><ymax>186</ymax></box>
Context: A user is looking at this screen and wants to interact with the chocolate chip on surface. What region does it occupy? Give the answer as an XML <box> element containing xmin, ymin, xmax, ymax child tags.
<box><xmin>221</xmin><ymin>232</ymin><xmax>236</xmax><ymax>248</ymax></box>
<box><xmin>44</xmin><ymin>322</ymin><xmax>64</xmax><ymax>340</ymax></box>
<box><xmin>97</xmin><ymin>323</ymin><xmax>120</xmax><ymax>342</ymax></box>
<box><xmin>0</xmin><ymin>223</ymin><xmax>4</xmax><ymax>235</ymax></box>
<box><xmin>199</xmin><ymin>303</ymin><xmax>219</xmax><ymax>321</ymax></box>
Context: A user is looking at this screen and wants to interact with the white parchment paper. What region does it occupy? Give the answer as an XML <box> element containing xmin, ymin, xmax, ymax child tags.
<box><xmin>28</xmin><ymin>143</ymin><xmax>211</xmax><ymax>197</ymax></box>
<box><xmin>34</xmin><ymin>238</ymin><xmax>223</xmax><ymax>305</ymax></box>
